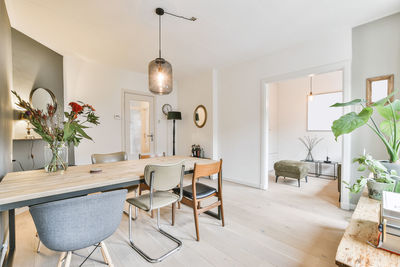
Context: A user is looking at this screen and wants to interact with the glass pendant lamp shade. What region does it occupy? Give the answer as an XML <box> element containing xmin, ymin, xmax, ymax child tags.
<box><xmin>148</xmin><ymin>57</ymin><xmax>173</xmax><ymax>95</ymax></box>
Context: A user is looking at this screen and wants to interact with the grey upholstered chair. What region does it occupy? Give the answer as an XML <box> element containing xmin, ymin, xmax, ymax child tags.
<box><xmin>30</xmin><ymin>189</ymin><xmax>127</xmax><ymax>267</ymax></box>
<box><xmin>127</xmin><ymin>162</ymin><xmax>184</xmax><ymax>263</ymax></box>
<box><xmin>91</xmin><ymin>151</ymin><xmax>128</xmax><ymax>164</ymax></box>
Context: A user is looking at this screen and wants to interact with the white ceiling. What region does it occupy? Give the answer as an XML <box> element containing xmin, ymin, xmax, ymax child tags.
<box><xmin>5</xmin><ymin>0</ymin><xmax>400</xmax><ymax>78</ymax></box>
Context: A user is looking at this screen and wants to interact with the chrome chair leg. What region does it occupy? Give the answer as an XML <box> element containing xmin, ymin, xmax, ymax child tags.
<box><xmin>128</xmin><ymin>205</ymin><xmax>182</xmax><ymax>263</ymax></box>
<box><xmin>124</xmin><ymin>189</ymin><xmax>138</xmax><ymax>220</ymax></box>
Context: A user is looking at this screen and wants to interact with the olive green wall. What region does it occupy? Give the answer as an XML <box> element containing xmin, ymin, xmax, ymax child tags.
<box><xmin>11</xmin><ymin>29</ymin><xmax>75</xmax><ymax>170</ymax></box>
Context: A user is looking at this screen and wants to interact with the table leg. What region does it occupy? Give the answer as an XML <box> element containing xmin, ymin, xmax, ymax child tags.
<box><xmin>315</xmin><ymin>162</ymin><xmax>318</xmax><ymax>176</ymax></box>
<box><xmin>204</xmin><ymin>206</ymin><xmax>221</xmax><ymax>220</ymax></box>
<box><xmin>334</xmin><ymin>163</ymin><xmax>337</xmax><ymax>180</ymax></box>
<box><xmin>3</xmin><ymin>209</ymin><xmax>15</xmax><ymax>267</ymax></box>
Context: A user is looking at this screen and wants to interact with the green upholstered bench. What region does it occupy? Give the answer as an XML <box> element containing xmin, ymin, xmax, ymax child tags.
<box><xmin>274</xmin><ymin>160</ymin><xmax>308</xmax><ymax>187</ymax></box>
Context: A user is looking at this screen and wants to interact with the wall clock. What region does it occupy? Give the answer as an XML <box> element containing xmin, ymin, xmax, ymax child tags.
<box><xmin>162</xmin><ymin>104</ymin><xmax>172</xmax><ymax>115</ymax></box>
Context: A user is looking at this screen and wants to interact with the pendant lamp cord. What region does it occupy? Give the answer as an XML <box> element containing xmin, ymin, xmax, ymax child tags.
<box><xmin>158</xmin><ymin>15</ymin><xmax>161</xmax><ymax>58</ymax></box>
<box><xmin>310</xmin><ymin>76</ymin><xmax>313</xmax><ymax>95</ymax></box>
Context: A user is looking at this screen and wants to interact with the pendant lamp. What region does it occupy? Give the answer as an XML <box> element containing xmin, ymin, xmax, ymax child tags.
<box><xmin>308</xmin><ymin>75</ymin><xmax>314</xmax><ymax>102</ymax></box>
<box><xmin>148</xmin><ymin>8</ymin><xmax>197</xmax><ymax>95</ymax></box>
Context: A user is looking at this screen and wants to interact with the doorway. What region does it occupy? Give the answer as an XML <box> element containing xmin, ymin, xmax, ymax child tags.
<box><xmin>123</xmin><ymin>91</ymin><xmax>155</xmax><ymax>159</ymax></box>
<box><xmin>260</xmin><ymin>61</ymin><xmax>352</xmax><ymax>209</ymax></box>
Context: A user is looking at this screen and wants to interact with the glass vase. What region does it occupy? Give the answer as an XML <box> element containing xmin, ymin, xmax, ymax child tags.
<box><xmin>44</xmin><ymin>142</ymin><xmax>68</xmax><ymax>172</ymax></box>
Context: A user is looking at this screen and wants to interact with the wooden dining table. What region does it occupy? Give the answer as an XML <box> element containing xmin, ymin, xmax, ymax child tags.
<box><xmin>0</xmin><ymin>156</ymin><xmax>217</xmax><ymax>267</ymax></box>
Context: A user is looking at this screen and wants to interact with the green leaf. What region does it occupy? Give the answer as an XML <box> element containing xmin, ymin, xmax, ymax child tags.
<box><xmin>331</xmin><ymin>107</ymin><xmax>373</xmax><ymax>140</ymax></box>
<box><xmin>330</xmin><ymin>99</ymin><xmax>363</xmax><ymax>107</ymax></box>
<box><xmin>74</xmin><ymin>125</ymin><xmax>92</xmax><ymax>140</ymax></box>
<box><xmin>380</xmin><ymin>120</ymin><xmax>400</xmax><ymax>139</ymax></box>
<box><xmin>63</xmin><ymin>122</ymin><xmax>74</xmax><ymax>141</ymax></box>
<box><xmin>372</xmin><ymin>90</ymin><xmax>397</xmax><ymax>106</ymax></box>
<box><xmin>376</xmin><ymin>99</ymin><xmax>400</xmax><ymax>120</ymax></box>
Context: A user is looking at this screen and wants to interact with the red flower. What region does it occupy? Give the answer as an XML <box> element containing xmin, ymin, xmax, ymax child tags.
<box><xmin>69</xmin><ymin>102</ymin><xmax>83</xmax><ymax>113</ymax></box>
<box><xmin>83</xmin><ymin>104</ymin><xmax>95</xmax><ymax>111</ymax></box>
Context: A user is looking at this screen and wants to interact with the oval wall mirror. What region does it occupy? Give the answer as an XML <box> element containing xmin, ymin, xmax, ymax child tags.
<box><xmin>194</xmin><ymin>105</ymin><xmax>207</xmax><ymax>128</ymax></box>
<box><xmin>29</xmin><ymin>88</ymin><xmax>57</xmax><ymax>113</ymax></box>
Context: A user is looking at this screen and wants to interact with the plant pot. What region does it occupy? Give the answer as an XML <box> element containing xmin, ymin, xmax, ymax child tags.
<box><xmin>367</xmin><ymin>179</ymin><xmax>395</xmax><ymax>201</ymax></box>
<box><xmin>380</xmin><ymin>161</ymin><xmax>400</xmax><ymax>193</ymax></box>
<box><xmin>380</xmin><ymin>161</ymin><xmax>400</xmax><ymax>175</ymax></box>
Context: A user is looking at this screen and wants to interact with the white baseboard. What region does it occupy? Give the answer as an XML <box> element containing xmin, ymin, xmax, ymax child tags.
<box><xmin>222</xmin><ymin>177</ymin><xmax>261</xmax><ymax>189</ymax></box>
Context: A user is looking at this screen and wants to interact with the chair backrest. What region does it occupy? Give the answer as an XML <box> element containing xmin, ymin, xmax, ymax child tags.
<box><xmin>139</xmin><ymin>152</ymin><xmax>166</xmax><ymax>159</ymax></box>
<box><xmin>193</xmin><ymin>159</ymin><xmax>222</xmax><ymax>180</ymax></box>
<box><xmin>30</xmin><ymin>189</ymin><xmax>127</xmax><ymax>252</ymax></box>
<box><xmin>91</xmin><ymin>151</ymin><xmax>127</xmax><ymax>164</ymax></box>
<box><xmin>144</xmin><ymin>162</ymin><xmax>184</xmax><ymax>191</ymax></box>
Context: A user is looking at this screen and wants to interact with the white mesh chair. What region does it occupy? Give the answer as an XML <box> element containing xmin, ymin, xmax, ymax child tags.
<box><xmin>30</xmin><ymin>189</ymin><xmax>127</xmax><ymax>267</ymax></box>
<box><xmin>127</xmin><ymin>162</ymin><xmax>184</xmax><ymax>263</ymax></box>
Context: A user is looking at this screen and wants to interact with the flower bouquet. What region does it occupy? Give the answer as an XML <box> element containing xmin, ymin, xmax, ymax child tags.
<box><xmin>12</xmin><ymin>91</ymin><xmax>99</xmax><ymax>172</ymax></box>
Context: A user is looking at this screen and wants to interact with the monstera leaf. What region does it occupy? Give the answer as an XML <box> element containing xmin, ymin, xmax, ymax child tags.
<box><xmin>331</xmin><ymin>107</ymin><xmax>373</xmax><ymax>140</ymax></box>
<box><xmin>376</xmin><ymin>99</ymin><xmax>400</xmax><ymax>120</ymax></box>
<box><xmin>380</xmin><ymin>120</ymin><xmax>400</xmax><ymax>139</ymax></box>
<box><xmin>330</xmin><ymin>99</ymin><xmax>363</xmax><ymax>107</ymax></box>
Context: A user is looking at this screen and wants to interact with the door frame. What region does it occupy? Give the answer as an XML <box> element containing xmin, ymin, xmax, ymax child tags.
<box><xmin>121</xmin><ymin>89</ymin><xmax>157</xmax><ymax>157</ymax></box>
<box><xmin>260</xmin><ymin>60</ymin><xmax>352</xmax><ymax>210</ymax></box>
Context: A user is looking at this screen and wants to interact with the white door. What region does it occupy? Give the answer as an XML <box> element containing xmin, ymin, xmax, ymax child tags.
<box><xmin>124</xmin><ymin>92</ymin><xmax>155</xmax><ymax>159</ymax></box>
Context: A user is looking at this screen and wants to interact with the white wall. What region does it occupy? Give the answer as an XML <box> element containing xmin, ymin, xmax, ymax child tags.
<box><xmin>64</xmin><ymin>56</ymin><xmax>178</xmax><ymax>165</ymax></box>
<box><xmin>350</xmin><ymin>12</ymin><xmax>400</xmax><ymax>205</ymax></box>
<box><xmin>218</xmin><ymin>31</ymin><xmax>351</xmax><ymax>188</ymax></box>
<box><xmin>267</xmin><ymin>83</ymin><xmax>278</xmax><ymax>170</ymax></box>
<box><xmin>177</xmin><ymin>69</ymin><xmax>214</xmax><ymax>158</ymax></box>
<box><xmin>271</xmin><ymin>71</ymin><xmax>343</xmax><ymax>165</ymax></box>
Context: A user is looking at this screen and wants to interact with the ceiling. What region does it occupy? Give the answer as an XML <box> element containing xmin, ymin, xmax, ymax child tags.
<box><xmin>5</xmin><ymin>0</ymin><xmax>400</xmax><ymax>78</ymax></box>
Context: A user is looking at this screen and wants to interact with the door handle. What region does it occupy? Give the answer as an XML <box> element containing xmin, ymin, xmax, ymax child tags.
<box><xmin>147</xmin><ymin>134</ymin><xmax>154</xmax><ymax>142</ymax></box>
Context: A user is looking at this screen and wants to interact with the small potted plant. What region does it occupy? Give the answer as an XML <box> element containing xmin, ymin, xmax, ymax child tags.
<box><xmin>345</xmin><ymin>154</ymin><xmax>397</xmax><ymax>200</ymax></box>
<box><xmin>331</xmin><ymin>91</ymin><xmax>400</xmax><ymax>173</ymax></box>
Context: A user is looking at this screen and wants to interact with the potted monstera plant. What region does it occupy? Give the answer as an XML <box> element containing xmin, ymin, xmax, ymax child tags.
<box><xmin>331</xmin><ymin>92</ymin><xmax>400</xmax><ymax>170</ymax></box>
<box><xmin>331</xmin><ymin>92</ymin><xmax>400</xmax><ymax>197</ymax></box>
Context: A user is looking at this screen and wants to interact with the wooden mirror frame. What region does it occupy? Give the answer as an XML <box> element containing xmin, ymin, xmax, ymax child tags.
<box><xmin>193</xmin><ymin>105</ymin><xmax>207</xmax><ymax>128</ymax></box>
<box><xmin>366</xmin><ymin>74</ymin><xmax>394</xmax><ymax>106</ymax></box>
<box><xmin>29</xmin><ymin>87</ymin><xmax>58</xmax><ymax>112</ymax></box>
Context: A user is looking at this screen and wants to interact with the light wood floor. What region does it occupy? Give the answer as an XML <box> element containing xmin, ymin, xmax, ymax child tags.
<box><xmin>13</xmin><ymin>174</ymin><xmax>351</xmax><ymax>267</ymax></box>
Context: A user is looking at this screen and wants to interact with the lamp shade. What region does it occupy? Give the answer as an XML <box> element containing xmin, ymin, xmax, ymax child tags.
<box><xmin>167</xmin><ymin>111</ymin><xmax>181</xmax><ymax>120</ymax></box>
<box><xmin>148</xmin><ymin>58</ymin><xmax>173</xmax><ymax>95</ymax></box>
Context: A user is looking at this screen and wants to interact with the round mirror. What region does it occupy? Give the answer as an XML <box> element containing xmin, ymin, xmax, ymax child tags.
<box><xmin>194</xmin><ymin>105</ymin><xmax>207</xmax><ymax>128</ymax></box>
<box><xmin>29</xmin><ymin>88</ymin><xmax>57</xmax><ymax>113</ymax></box>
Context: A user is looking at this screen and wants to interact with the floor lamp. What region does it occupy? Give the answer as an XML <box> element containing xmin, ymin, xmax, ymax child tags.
<box><xmin>167</xmin><ymin>111</ymin><xmax>181</xmax><ymax>156</ymax></box>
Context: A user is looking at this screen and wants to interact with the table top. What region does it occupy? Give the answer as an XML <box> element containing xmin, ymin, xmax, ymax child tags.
<box><xmin>335</xmin><ymin>191</ymin><xmax>400</xmax><ymax>266</ymax></box>
<box><xmin>0</xmin><ymin>156</ymin><xmax>216</xmax><ymax>210</ymax></box>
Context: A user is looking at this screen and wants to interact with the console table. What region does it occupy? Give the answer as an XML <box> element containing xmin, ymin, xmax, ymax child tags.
<box><xmin>302</xmin><ymin>160</ymin><xmax>339</xmax><ymax>180</ymax></box>
<box><xmin>335</xmin><ymin>191</ymin><xmax>400</xmax><ymax>266</ymax></box>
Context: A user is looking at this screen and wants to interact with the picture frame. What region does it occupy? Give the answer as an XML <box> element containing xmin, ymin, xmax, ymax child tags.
<box><xmin>366</xmin><ymin>74</ymin><xmax>394</xmax><ymax>106</ymax></box>
<box><xmin>307</xmin><ymin>91</ymin><xmax>343</xmax><ymax>131</ymax></box>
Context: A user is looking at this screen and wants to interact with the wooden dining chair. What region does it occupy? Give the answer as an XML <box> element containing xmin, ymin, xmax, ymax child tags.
<box><xmin>176</xmin><ymin>159</ymin><xmax>225</xmax><ymax>241</ymax></box>
<box><xmin>138</xmin><ymin>152</ymin><xmax>166</xmax><ymax>218</ymax></box>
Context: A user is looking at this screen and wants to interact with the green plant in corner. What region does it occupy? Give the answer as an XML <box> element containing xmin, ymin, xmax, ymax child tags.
<box><xmin>331</xmin><ymin>91</ymin><xmax>400</xmax><ymax>164</ymax></box>
<box><xmin>344</xmin><ymin>154</ymin><xmax>396</xmax><ymax>194</ymax></box>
